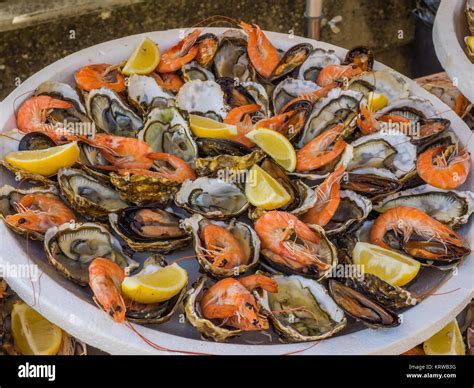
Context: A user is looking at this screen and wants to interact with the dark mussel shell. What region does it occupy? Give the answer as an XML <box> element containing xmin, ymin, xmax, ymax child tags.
<box><xmin>216</xmin><ymin>77</ymin><xmax>256</xmax><ymax>107</ymax></box>
<box><xmin>344</xmin><ymin>46</ymin><xmax>374</xmax><ymax>71</ymax></box>
<box><xmin>270</xmin><ymin>43</ymin><xmax>313</xmax><ymax>81</ymax></box>
<box><xmin>341</xmin><ymin>172</ymin><xmax>402</xmax><ymax>198</ymax></box>
<box><xmin>280</xmin><ymin>99</ymin><xmax>312</xmax><ymax>143</ymax></box>
<box><xmin>18</xmin><ymin>132</ymin><xmax>56</xmax><ymax>151</ymax></box>
<box><xmin>195</xmin><ymin>33</ymin><xmax>219</xmax><ymax>68</ymax></box>
<box><xmin>410</xmin><ymin>118</ymin><xmax>450</xmax><ymax>146</ymax></box>
<box><xmin>197</xmin><ymin>137</ymin><xmax>252</xmax><ymax>157</ymax></box>
<box><xmin>328</xmin><ymin>279</ymin><xmax>400</xmax><ymax>328</ymax></box>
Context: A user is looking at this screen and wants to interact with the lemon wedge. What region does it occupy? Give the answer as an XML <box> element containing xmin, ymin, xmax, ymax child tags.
<box><xmin>424</xmin><ymin>320</ymin><xmax>466</xmax><ymax>355</ymax></box>
<box><xmin>5</xmin><ymin>142</ymin><xmax>80</xmax><ymax>176</ymax></box>
<box><xmin>189</xmin><ymin>114</ymin><xmax>237</xmax><ymax>139</ymax></box>
<box><xmin>11</xmin><ymin>302</ymin><xmax>63</xmax><ymax>355</ymax></box>
<box><xmin>367</xmin><ymin>91</ymin><xmax>389</xmax><ymax>111</ymax></box>
<box><xmin>465</xmin><ymin>36</ymin><xmax>474</xmax><ymax>53</ymax></box>
<box><xmin>245</xmin><ymin>164</ymin><xmax>292</xmax><ymax>209</ymax></box>
<box><xmin>245</xmin><ymin>128</ymin><xmax>296</xmax><ymax>172</ymax></box>
<box><xmin>121</xmin><ymin>263</ymin><xmax>188</xmax><ymax>304</ymax></box>
<box><xmin>352</xmin><ymin>242</ymin><xmax>420</xmax><ymax>286</ymax></box>
<box><xmin>122</xmin><ymin>37</ymin><xmax>160</xmax><ymax>75</ymax></box>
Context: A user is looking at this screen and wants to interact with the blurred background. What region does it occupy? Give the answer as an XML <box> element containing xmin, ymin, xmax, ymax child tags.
<box><xmin>0</xmin><ymin>0</ymin><xmax>444</xmax><ymax>99</ymax></box>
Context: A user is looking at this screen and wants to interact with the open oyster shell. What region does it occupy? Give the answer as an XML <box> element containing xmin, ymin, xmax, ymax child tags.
<box><xmin>175</xmin><ymin>177</ymin><xmax>249</xmax><ymax>219</ymax></box>
<box><xmin>183</xmin><ymin>214</ymin><xmax>259</xmax><ymax>278</ymax></box>
<box><xmin>44</xmin><ymin>222</ymin><xmax>138</xmax><ymax>286</ymax></box>
<box><xmin>256</xmin><ymin>274</ymin><xmax>347</xmax><ymax>342</ymax></box>
<box><xmin>127</xmin><ymin>74</ymin><xmax>175</xmax><ymax>114</ymax></box>
<box><xmin>195</xmin><ymin>149</ymin><xmax>265</xmax><ymax>177</ymax></box>
<box><xmin>58</xmin><ymin>167</ymin><xmax>128</xmax><ymax>220</ymax></box>
<box><xmin>108</xmin><ymin>206</ymin><xmax>191</xmax><ymax>253</ymax></box>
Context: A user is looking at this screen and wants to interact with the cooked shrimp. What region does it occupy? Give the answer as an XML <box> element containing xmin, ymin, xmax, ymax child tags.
<box><xmin>223</xmin><ymin>107</ymin><xmax>258</xmax><ymax>148</ymax></box>
<box><xmin>117</xmin><ymin>152</ymin><xmax>196</xmax><ymax>183</ymax></box>
<box><xmin>201</xmin><ymin>224</ymin><xmax>246</xmax><ymax>269</ymax></box>
<box><xmin>239</xmin><ymin>21</ymin><xmax>280</xmax><ymax>79</ymax></box>
<box><xmin>88</xmin><ymin>258</ymin><xmax>126</xmax><ymax>323</ymax></box>
<box><xmin>316</xmin><ymin>64</ymin><xmax>362</xmax><ymax>87</ymax></box>
<box><xmin>75</xmin><ymin>64</ymin><xmax>125</xmax><ymax>92</ymax></box>
<box><xmin>278</xmin><ymin>82</ymin><xmax>337</xmax><ymax>114</ymax></box>
<box><xmin>5</xmin><ymin>193</ymin><xmax>76</xmax><ymax>234</ymax></box>
<box><xmin>255</xmin><ymin>109</ymin><xmax>307</xmax><ymax>140</ymax></box>
<box><xmin>296</xmin><ymin>124</ymin><xmax>346</xmax><ymax>172</ymax></box>
<box><xmin>255</xmin><ymin>211</ymin><xmax>331</xmax><ymax>275</ymax></box>
<box><xmin>157</xmin><ymin>30</ymin><xmax>200</xmax><ymax>73</ymax></box>
<box><xmin>201</xmin><ymin>275</ymin><xmax>277</xmax><ymax>331</ymax></box>
<box><xmin>370</xmin><ymin>206</ymin><xmax>470</xmax><ymax>260</ymax></box>
<box><xmin>416</xmin><ymin>145</ymin><xmax>471</xmax><ymax>190</ymax></box>
<box><xmin>356</xmin><ymin>102</ymin><xmax>411</xmax><ymax>135</ymax></box>
<box><xmin>302</xmin><ymin>164</ymin><xmax>346</xmax><ymax>226</ymax></box>
<box><xmin>152</xmin><ymin>72</ymin><xmax>184</xmax><ymax>92</ymax></box>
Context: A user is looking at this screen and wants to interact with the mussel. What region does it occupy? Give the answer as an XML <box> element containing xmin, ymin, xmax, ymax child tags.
<box><xmin>344</xmin><ymin>46</ymin><xmax>374</xmax><ymax>71</ymax></box>
<box><xmin>270</xmin><ymin>43</ymin><xmax>313</xmax><ymax>81</ymax></box>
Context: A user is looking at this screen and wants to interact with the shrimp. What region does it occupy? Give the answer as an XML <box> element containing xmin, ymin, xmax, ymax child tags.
<box><xmin>316</xmin><ymin>64</ymin><xmax>362</xmax><ymax>87</ymax></box>
<box><xmin>255</xmin><ymin>109</ymin><xmax>308</xmax><ymax>140</ymax></box>
<box><xmin>16</xmin><ymin>96</ymin><xmax>78</xmax><ymax>143</ymax></box>
<box><xmin>370</xmin><ymin>206</ymin><xmax>470</xmax><ymax>261</ymax></box>
<box><xmin>117</xmin><ymin>152</ymin><xmax>196</xmax><ymax>183</ymax></box>
<box><xmin>152</xmin><ymin>72</ymin><xmax>184</xmax><ymax>92</ymax></box>
<box><xmin>296</xmin><ymin>124</ymin><xmax>346</xmax><ymax>172</ymax></box>
<box><xmin>157</xmin><ymin>30</ymin><xmax>201</xmax><ymax>73</ymax></box>
<box><xmin>224</xmin><ymin>105</ymin><xmax>260</xmax><ymax>148</ymax></box>
<box><xmin>5</xmin><ymin>193</ymin><xmax>76</xmax><ymax>235</ymax></box>
<box><xmin>88</xmin><ymin>258</ymin><xmax>126</xmax><ymax>323</ymax></box>
<box><xmin>201</xmin><ymin>224</ymin><xmax>246</xmax><ymax>269</ymax></box>
<box><xmin>239</xmin><ymin>21</ymin><xmax>280</xmax><ymax>79</ymax></box>
<box><xmin>302</xmin><ymin>164</ymin><xmax>346</xmax><ymax>227</ymax></box>
<box><xmin>255</xmin><ymin>211</ymin><xmax>331</xmax><ymax>275</ymax></box>
<box><xmin>75</xmin><ymin>64</ymin><xmax>125</xmax><ymax>92</ymax></box>
<box><xmin>200</xmin><ymin>275</ymin><xmax>277</xmax><ymax>331</ymax></box>
<box><xmin>416</xmin><ymin>145</ymin><xmax>471</xmax><ymax>190</ymax></box>
<box><xmin>356</xmin><ymin>102</ymin><xmax>411</xmax><ymax>135</ymax></box>
<box><xmin>278</xmin><ymin>82</ymin><xmax>337</xmax><ymax>114</ymax></box>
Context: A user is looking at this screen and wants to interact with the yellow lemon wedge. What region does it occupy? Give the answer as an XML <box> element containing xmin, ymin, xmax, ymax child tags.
<box><xmin>121</xmin><ymin>263</ymin><xmax>188</xmax><ymax>304</ymax></box>
<box><xmin>423</xmin><ymin>320</ymin><xmax>466</xmax><ymax>355</ymax></box>
<box><xmin>245</xmin><ymin>128</ymin><xmax>296</xmax><ymax>172</ymax></box>
<box><xmin>5</xmin><ymin>142</ymin><xmax>80</xmax><ymax>176</ymax></box>
<box><xmin>11</xmin><ymin>302</ymin><xmax>63</xmax><ymax>355</ymax></box>
<box><xmin>245</xmin><ymin>164</ymin><xmax>292</xmax><ymax>210</ymax></box>
<box><xmin>465</xmin><ymin>36</ymin><xmax>474</xmax><ymax>53</ymax></box>
<box><xmin>352</xmin><ymin>242</ymin><xmax>420</xmax><ymax>286</ymax></box>
<box><xmin>189</xmin><ymin>114</ymin><xmax>237</xmax><ymax>139</ymax></box>
<box><xmin>367</xmin><ymin>91</ymin><xmax>389</xmax><ymax>111</ymax></box>
<box><xmin>122</xmin><ymin>37</ymin><xmax>160</xmax><ymax>75</ymax></box>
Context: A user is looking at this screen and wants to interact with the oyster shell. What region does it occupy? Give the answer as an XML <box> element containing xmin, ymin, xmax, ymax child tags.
<box><xmin>58</xmin><ymin>167</ymin><xmax>128</xmax><ymax>220</ymax></box>
<box><xmin>44</xmin><ymin>222</ymin><xmax>138</xmax><ymax>285</ymax></box>
<box><xmin>176</xmin><ymin>79</ymin><xmax>228</xmax><ymax>121</ymax></box>
<box><xmin>127</xmin><ymin>74</ymin><xmax>175</xmax><ymax>114</ymax></box>
<box><xmin>183</xmin><ymin>214</ymin><xmax>259</xmax><ymax>277</ymax></box>
<box><xmin>354</xmin><ymin>68</ymin><xmax>409</xmax><ymax>102</ymax></box>
<box><xmin>182</xmin><ymin>61</ymin><xmax>215</xmax><ymax>82</ymax></box>
<box><xmin>195</xmin><ymin>149</ymin><xmax>265</xmax><ymax>177</ymax></box>
<box><xmin>298</xmin><ymin>48</ymin><xmax>341</xmax><ymax>82</ymax></box>
<box><xmin>175</xmin><ymin>177</ymin><xmax>249</xmax><ymax>219</ymax></box>
<box><xmin>18</xmin><ymin>132</ymin><xmax>56</xmax><ymax>151</ymax></box>
<box><xmin>374</xmin><ymin>184</ymin><xmax>474</xmax><ymax>228</ymax></box>
<box><xmin>375</xmin><ymin>96</ymin><xmax>438</xmax><ymax>122</ymax></box>
<box><xmin>272</xmin><ymin>78</ymin><xmax>320</xmax><ymax>114</ymax></box>
<box><xmin>35</xmin><ymin>81</ymin><xmax>86</xmax><ymax>113</ymax></box>
<box><xmin>217</xmin><ymin>77</ymin><xmax>257</xmax><ymax>108</ymax></box>
<box><xmin>241</xmin><ymin>81</ymin><xmax>270</xmax><ymax>117</ymax></box>
<box><xmin>196</xmin><ymin>137</ymin><xmax>252</xmax><ymax>157</ymax></box>
<box><xmin>138</xmin><ymin>107</ymin><xmax>198</xmax><ymax>164</ymax></box>
<box><xmin>86</xmin><ymin>87</ymin><xmax>143</xmax><ymax>137</ymax></box>
<box><xmin>256</xmin><ymin>275</ymin><xmax>346</xmax><ymax>342</ymax></box>
<box><xmin>125</xmin><ymin>255</ymin><xmax>187</xmax><ymax>324</ymax></box>
<box><xmin>328</xmin><ymin>279</ymin><xmax>401</xmax><ymax>328</ymax></box>
<box><xmin>109</xmin><ymin>206</ymin><xmax>191</xmax><ymax>253</ymax></box>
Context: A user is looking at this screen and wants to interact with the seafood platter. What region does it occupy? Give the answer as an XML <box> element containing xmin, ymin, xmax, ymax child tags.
<box><xmin>0</xmin><ymin>22</ymin><xmax>473</xmax><ymax>355</ymax></box>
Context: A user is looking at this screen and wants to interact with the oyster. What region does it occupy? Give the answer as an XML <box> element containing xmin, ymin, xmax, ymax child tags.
<box><xmin>272</xmin><ymin>78</ymin><xmax>320</xmax><ymax>114</ymax></box>
<box><xmin>138</xmin><ymin>107</ymin><xmax>198</xmax><ymax>164</ymax></box>
<box><xmin>354</xmin><ymin>68</ymin><xmax>409</xmax><ymax>102</ymax></box>
<box><xmin>58</xmin><ymin>168</ymin><xmax>128</xmax><ymax>220</ymax></box>
<box><xmin>175</xmin><ymin>177</ymin><xmax>248</xmax><ymax>219</ymax></box>
<box><xmin>127</xmin><ymin>74</ymin><xmax>175</xmax><ymax>114</ymax></box>
<box><xmin>195</xmin><ymin>149</ymin><xmax>265</xmax><ymax>177</ymax></box>
<box><xmin>18</xmin><ymin>132</ymin><xmax>56</xmax><ymax>151</ymax></box>
<box><xmin>125</xmin><ymin>256</ymin><xmax>187</xmax><ymax>324</ymax></box>
<box><xmin>184</xmin><ymin>276</ymin><xmax>242</xmax><ymax>341</ymax></box>
<box><xmin>109</xmin><ymin>206</ymin><xmax>191</xmax><ymax>253</ymax></box>
<box><xmin>184</xmin><ymin>214</ymin><xmax>259</xmax><ymax>277</ymax></box>
<box><xmin>182</xmin><ymin>61</ymin><xmax>215</xmax><ymax>82</ymax></box>
<box><xmin>328</xmin><ymin>279</ymin><xmax>401</xmax><ymax>328</ymax></box>
<box><xmin>35</xmin><ymin>81</ymin><xmax>86</xmax><ymax>113</ymax></box>
<box><xmin>196</xmin><ymin>138</ymin><xmax>252</xmax><ymax>157</ymax></box>
<box><xmin>298</xmin><ymin>48</ymin><xmax>341</xmax><ymax>82</ymax></box>
<box><xmin>270</xmin><ymin>43</ymin><xmax>313</xmax><ymax>81</ymax></box>
<box><xmin>300</xmin><ymin>88</ymin><xmax>364</xmax><ymax>146</ymax></box>
<box><xmin>86</xmin><ymin>87</ymin><xmax>143</xmax><ymax>137</ymax></box>
<box><xmin>217</xmin><ymin>77</ymin><xmax>257</xmax><ymax>108</ymax></box>
<box><xmin>324</xmin><ymin>190</ymin><xmax>372</xmax><ymax>235</ymax></box>
<box><xmin>176</xmin><ymin>79</ymin><xmax>228</xmax><ymax>121</ymax></box>
<box><xmin>241</xmin><ymin>81</ymin><xmax>270</xmax><ymax>117</ymax></box>
<box><xmin>256</xmin><ymin>275</ymin><xmax>346</xmax><ymax>342</ymax></box>
<box><xmin>340</xmin><ymin>273</ymin><xmax>417</xmax><ymax>310</ymax></box>
<box><xmin>44</xmin><ymin>222</ymin><xmax>137</xmax><ymax>285</ymax></box>
<box><xmin>375</xmin><ymin>96</ymin><xmax>438</xmax><ymax>122</ymax></box>
<box><xmin>374</xmin><ymin>185</ymin><xmax>474</xmax><ymax>228</ymax></box>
